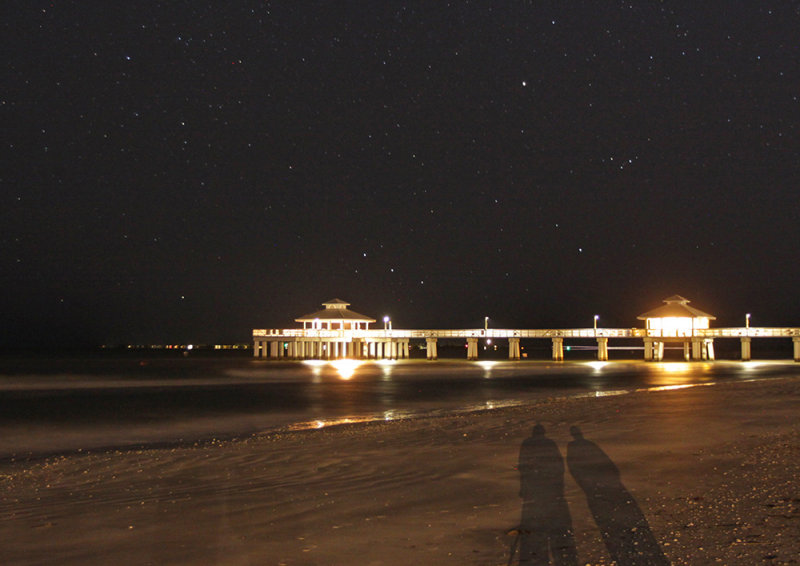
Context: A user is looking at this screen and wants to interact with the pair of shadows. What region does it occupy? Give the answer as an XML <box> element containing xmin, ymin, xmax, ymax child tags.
<box><xmin>510</xmin><ymin>425</ymin><xmax>669</xmax><ymax>566</ymax></box>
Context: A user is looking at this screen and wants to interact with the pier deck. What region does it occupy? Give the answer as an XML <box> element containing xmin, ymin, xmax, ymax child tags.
<box><xmin>253</xmin><ymin>327</ymin><xmax>800</xmax><ymax>362</ymax></box>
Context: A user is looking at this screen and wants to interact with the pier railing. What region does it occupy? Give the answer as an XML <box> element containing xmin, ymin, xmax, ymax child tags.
<box><xmin>252</xmin><ymin>328</ymin><xmax>635</xmax><ymax>339</ymax></box>
<box><xmin>253</xmin><ymin>327</ymin><xmax>800</xmax><ymax>339</ymax></box>
<box><xmin>701</xmin><ymin>327</ymin><xmax>799</xmax><ymax>337</ymax></box>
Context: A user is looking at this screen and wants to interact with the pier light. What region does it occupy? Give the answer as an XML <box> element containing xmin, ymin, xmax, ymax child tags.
<box><xmin>383</xmin><ymin>315</ymin><xmax>391</xmax><ymax>330</ymax></box>
<box><xmin>594</xmin><ymin>314</ymin><xmax>599</xmax><ymax>335</ymax></box>
<box><xmin>485</xmin><ymin>316</ymin><xmax>489</xmax><ymax>330</ymax></box>
<box><xmin>746</xmin><ymin>313</ymin><xmax>751</xmax><ymax>329</ymax></box>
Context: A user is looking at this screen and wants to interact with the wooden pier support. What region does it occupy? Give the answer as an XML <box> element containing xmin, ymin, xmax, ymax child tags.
<box><xmin>253</xmin><ymin>323</ymin><xmax>800</xmax><ymax>363</ymax></box>
<box><xmin>654</xmin><ymin>341</ymin><xmax>664</xmax><ymax>361</ymax></box>
<box><xmin>596</xmin><ymin>337</ymin><xmax>608</xmax><ymax>361</ymax></box>
<box><xmin>254</xmin><ymin>337</ymin><xmax>415</xmax><ymax>361</ymax></box>
<box><xmin>741</xmin><ymin>337</ymin><xmax>751</xmax><ymax>361</ymax></box>
<box><xmin>426</xmin><ymin>338</ymin><xmax>438</xmax><ymax>360</ymax></box>
<box><xmin>552</xmin><ymin>337</ymin><xmax>564</xmax><ymax>361</ymax></box>
<box><xmin>705</xmin><ymin>339</ymin><xmax>715</xmax><ymax>360</ymax></box>
<box><xmin>466</xmin><ymin>338</ymin><xmax>479</xmax><ymax>360</ymax></box>
<box><xmin>643</xmin><ymin>339</ymin><xmax>664</xmax><ymax>361</ymax></box>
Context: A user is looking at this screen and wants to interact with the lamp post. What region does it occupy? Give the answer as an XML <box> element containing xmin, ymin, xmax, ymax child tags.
<box><xmin>383</xmin><ymin>316</ymin><xmax>391</xmax><ymax>331</ymax></box>
<box><xmin>746</xmin><ymin>313</ymin><xmax>751</xmax><ymax>333</ymax></box>
<box><xmin>485</xmin><ymin>316</ymin><xmax>489</xmax><ymax>331</ymax></box>
<box><xmin>594</xmin><ymin>314</ymin><xmax>599</xmax><ymax>336</ymax></box>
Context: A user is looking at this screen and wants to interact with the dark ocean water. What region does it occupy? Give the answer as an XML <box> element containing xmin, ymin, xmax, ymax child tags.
<box><xmin>2</xmin><ymin>352</ymin><xmax>799</xmax><ymax>459</ymax></box>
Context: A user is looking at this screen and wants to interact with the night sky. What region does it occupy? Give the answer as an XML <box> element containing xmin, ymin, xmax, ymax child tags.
<box><xmin>3</xmin><ymin>2</ymin><xmax>799</xmax><ymax>348</ymax></box>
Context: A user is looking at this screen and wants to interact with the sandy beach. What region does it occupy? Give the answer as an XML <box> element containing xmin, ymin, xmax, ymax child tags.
<box><xmin>1</xmin><ymin>375</ymin><xmax>798</xmax><ymax>565</ymax></box>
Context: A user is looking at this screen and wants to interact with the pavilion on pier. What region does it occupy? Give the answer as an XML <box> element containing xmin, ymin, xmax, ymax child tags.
<box><xmin>295</xmin><ymin>299</ymin><xmax>375</xmax><ymax>330</ymax></box>
<box><xmin>254</xmin><ymin>299</ymin><xmax>408</xmax><ymax>360</ymax></box>
<box><xmin>637</xmin><ymin>295</ymin><xmax>717</xmax><ymax>361</ymax></box>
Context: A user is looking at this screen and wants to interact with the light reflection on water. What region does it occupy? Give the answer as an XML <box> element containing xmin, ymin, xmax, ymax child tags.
<box><xmin>292</xmin><ymin>358</ymin><xmax>792</xmax><ymax>390</ymax></box>
<box><xmin>655</xmin><ymin>362</ymin><xmax>697</xmax><ymax>373</ymax></box>
<box><xmin>591</xmin><ymin>389</ymin><xmax>629</xmax><ymax>397</ymax></box>
<box><xmin>281</xmin><ymin>358</ymin><xmax>753</xmax><ymax>433</ymax></box>
<box><xmin>4</xmin><ymin>357</ymin><xmax>799</xmax><ymax>457</ymax></box>
<box><xmin>283</xmin><ymin>399</ymin><xmax>532</xmax><ymax>432</ymax></box>
<box><xmin>376</xmin><ymin>359</ymin><xmax>396</xmax><ymax>380</ymax></box>
<box><xmin>477</xmin><ymin>360</ymin><xmax>499</xmax><ymax>378</ymax></box>
<box><xmin>585</xmin><ymin>361</ymin><xmax>610</xmax><ymax>372</ymax></box>
<box><xmin>264</xmin><ymin>359</ymin><xmax>793</xmax><ymax>436</ymax></box>
<box><xmin>286</xmin><ymin>411</ymin><xmax>416</xmax><ymax>431</ymax></box>
<box><xmin>328</xmin><ymin>359</ymin><xmax>364</xmax><ymax>379</ymax></box>
<box><xmin>642</xmin><ymin>382</ymin><xmax>715</xmax><ymax>392</ymax></box>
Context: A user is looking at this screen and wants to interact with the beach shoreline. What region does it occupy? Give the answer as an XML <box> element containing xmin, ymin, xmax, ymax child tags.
<box><xmin>2</xmin><ymin>376</ymin><xmax>798</xmax><ymax>565</ymax></box>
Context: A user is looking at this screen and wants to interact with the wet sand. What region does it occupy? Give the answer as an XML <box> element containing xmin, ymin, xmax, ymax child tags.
<box><xmin>1</xmin><ymin>376</ymin><xmax>798</xmax><ymax>565</ymax></box>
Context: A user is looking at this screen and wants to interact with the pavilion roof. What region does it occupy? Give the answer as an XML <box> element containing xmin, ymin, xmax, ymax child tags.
<box><xmin>295</xmin><ymin>299</ymin><xmax>376</xmax><ymax>323</ymax></box>
<box><xmin>637</xmin><ymin>296</ymin><xmax>716</xmax><ymax>320</ymax></box>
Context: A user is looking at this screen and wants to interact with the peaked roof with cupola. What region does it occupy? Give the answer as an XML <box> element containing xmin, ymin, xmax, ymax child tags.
<box><xmin>295</xmin><ymin>299</ymin><xmax>377</xmax><ymax>323</ymax></box>
<box><xmin>637</xmin><ymin>295</ymin><xmax>716</xmax><ymax>320</ymax></box>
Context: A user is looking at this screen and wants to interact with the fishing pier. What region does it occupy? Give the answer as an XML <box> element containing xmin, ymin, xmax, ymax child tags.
<box><xmin>253</xmin><ymin>298</ymin><xmax>800</xmax><ymax>362</ymax></box>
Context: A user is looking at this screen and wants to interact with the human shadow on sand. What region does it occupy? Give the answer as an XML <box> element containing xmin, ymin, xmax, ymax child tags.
<box><xmin>511</xmin><ymin>424</ymin><xmax>578</xmax><ymax>565</ymax></box>
<box><xmin>566</xmin><ymin>426</ymin><xmax>669</xmax><ymax>566</ymax></box>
